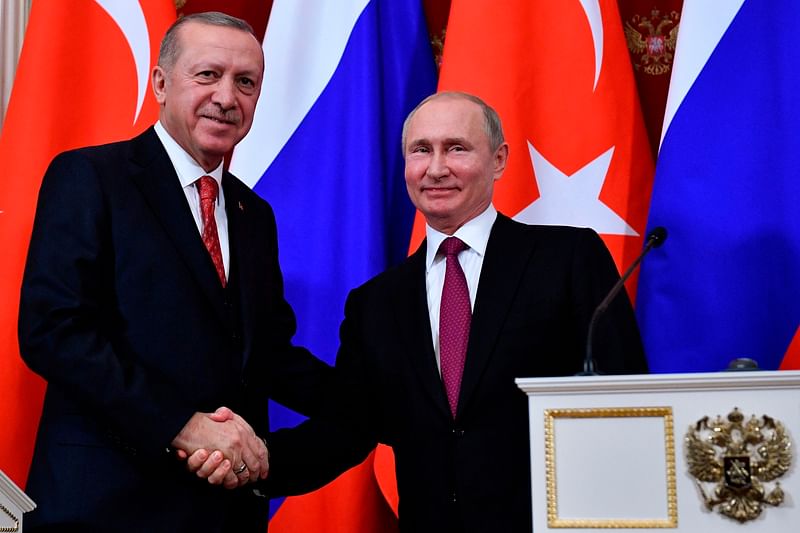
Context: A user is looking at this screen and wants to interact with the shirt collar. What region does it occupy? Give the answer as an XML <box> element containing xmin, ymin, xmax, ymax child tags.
<box><xmin>425</xmin><ymin>204</ymin><xmax>498</xmax><ymax>271</ymax></box>
<box><xmin>154</xmin><ymin>121</ymin><xmax>224</xmax><ymax>189</ymax></box>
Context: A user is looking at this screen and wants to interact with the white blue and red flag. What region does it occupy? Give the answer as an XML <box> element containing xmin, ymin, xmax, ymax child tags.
<box><xmin>636</xmin><ymin>0</ymin><xmax>800</xmax><ymax>372</ymax></box>
<box><xmin>230</xmin><ymin>0</ymin><xmax>436</xmax><ymax>529</ymax></box>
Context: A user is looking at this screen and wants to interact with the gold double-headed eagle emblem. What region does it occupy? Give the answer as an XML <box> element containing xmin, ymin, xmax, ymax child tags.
<box><xmin>685</xmin><ymin>408</ymin><xmax>792</xmax><ymax>522</ymax></box>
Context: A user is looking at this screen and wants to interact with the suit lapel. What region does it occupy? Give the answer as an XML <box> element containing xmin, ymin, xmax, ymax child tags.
<box><xmin>128</xmin><ymin>128</ymin><xmax>227</xmax><ymax>322</ymax></box>
<box><xmin>458</xmin><ymin>215</ymin><xmax>535</xmax><ymax>416</ymax></box>
<box><xmin>393</xmin><ymin>243</ymin><xmax>452</xmax><ymax>419</ymax></box>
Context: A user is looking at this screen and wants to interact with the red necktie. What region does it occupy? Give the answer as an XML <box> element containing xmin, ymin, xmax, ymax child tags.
<box><xmin>439</xmin><ymin>237</ymin><xmax>471</xmax><ymax>418</ymax></box>
<box><xmin>197</xmin><ymin>176</ymin><xmax>226</xmax><ymax>287</ymax></box>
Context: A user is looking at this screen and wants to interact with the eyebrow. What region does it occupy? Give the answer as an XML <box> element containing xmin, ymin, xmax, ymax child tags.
<box><xmin>408</xmin><ymin>136</ymin><xmax>471</xmax><ymax>147</ymax></box>
<box><xmin>190</xmin><ymin>61</ymin><xmax>261</xmax><ymax>78</ymax></box>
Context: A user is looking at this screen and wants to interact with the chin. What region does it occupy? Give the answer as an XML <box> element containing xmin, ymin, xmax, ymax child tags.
<box><xmin>198</xmin><ymin>139</ymin><xmax>235</xmax><ymax>156</ymax></box>
<box><xmin>420</xmin><ymin>200</ymin><xmax>458</xmax><ymax>217</ymax></box>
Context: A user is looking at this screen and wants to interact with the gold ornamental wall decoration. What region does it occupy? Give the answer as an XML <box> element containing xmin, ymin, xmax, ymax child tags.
<box><xmin>685</xmin><ymin>408</ymin><xmax>792</xmax><ymax>523</ymax></box>
<box><xmin>624</xmin><ymin>10</ymin><xmax>679</xmax><ymax>76</ymax></box>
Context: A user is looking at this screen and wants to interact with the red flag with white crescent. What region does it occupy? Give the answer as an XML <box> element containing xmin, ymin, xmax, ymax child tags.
<box><xmin>0</xmin><ymin>0</ymin><xmax>175</xmax><ymax>486</ymax></box>
<box><xmin>408</xmin><ymin>0</ymin><xmax>654</xmax><ymax>296</ymax></box>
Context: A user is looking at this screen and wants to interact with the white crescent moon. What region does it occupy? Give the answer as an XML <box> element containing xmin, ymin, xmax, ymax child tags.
<box><xmin>93</xmin><ymin>0</ymin><xmax>150</xmax><ymax>123</ymax></box>
<box><xmin>578</xmin><ymin>0</ymin><xmax>603</xmax><ymax>91</ymax></box>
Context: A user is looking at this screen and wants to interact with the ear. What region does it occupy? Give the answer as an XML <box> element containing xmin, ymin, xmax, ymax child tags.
<box><xmin>492</xmin><ymin>143</ymin><xmax>509</xmax><ymax>180</ymax></box>
<box><xmin>151</xmin><ymin>66</ymin><xmax>167</xmax><ymax>104</ymax></box>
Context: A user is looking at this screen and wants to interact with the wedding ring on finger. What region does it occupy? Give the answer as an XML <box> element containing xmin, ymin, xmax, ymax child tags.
<box><xmin>234</xmin><ymin>463</ymin><xmax>247</xmax><ymax>475</ymax></box>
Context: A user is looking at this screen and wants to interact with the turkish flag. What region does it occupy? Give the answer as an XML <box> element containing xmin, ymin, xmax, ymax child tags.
<box><xmin>408</xmin><ymin>0</ymin><xmax>654</xmax><ymax>295</ymax></box>
<box><xmin>0</xmin><ymin>0</ymin><xmax>175</xmax><ymax>486</ymax></box>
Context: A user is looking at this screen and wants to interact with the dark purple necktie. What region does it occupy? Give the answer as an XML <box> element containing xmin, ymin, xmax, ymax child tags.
<box><xmin>197</xmin><ymin>176</ymin><xmax>226</xmax><ymax>287</ymax></box>
<box><xmin>439</xmin><ymin>237</ymin><xmax>471</xmax><ymax>418</ymax></box>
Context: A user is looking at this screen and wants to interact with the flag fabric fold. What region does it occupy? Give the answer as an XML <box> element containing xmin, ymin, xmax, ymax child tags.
<box><xmin>229</xmin><ymin>0</ymin><xmax>436</xmax><ymax>529</ymax></box>
<box><xmin>636</xmin><ymin>0</ymin><xmax>800</xmax><ymax>372</ymax></box>
<box><xmin>0</xmin><ymin>0</ymin><xmax>174</xmax><ymax>486</ymax></box>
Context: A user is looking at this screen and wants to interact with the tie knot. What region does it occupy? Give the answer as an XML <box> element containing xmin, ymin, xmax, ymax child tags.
<box><xmin>440</xmin><ymin>236</ymin><xmax>467</xmax><ymax>257</ymax></box>
<box><xmin>197</xmin><ymin>176</ymin><xmax>219</xmax><ymax>202</ymax></box>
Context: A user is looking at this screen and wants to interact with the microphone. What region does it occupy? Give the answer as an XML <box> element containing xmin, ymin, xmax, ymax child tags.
<box><xmin>578</xmin><ymin>227</ymin><xmax>667</xmax><ymax>376</ymax></box>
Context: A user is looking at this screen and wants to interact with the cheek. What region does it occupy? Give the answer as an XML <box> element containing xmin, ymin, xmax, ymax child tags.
<box><xmin>240</xmin><ymin>99</ymin><xmax>258</xmax><ymax>123</ymax></box>
<box><xmin>405</xmin><ymin>158</ymin><xmax>430</xmax><ymax>180</ymax></box>
<box><xmin>404</xmin><ymin>167</ymin><xmax>421</xmax><ymax>188</ymax></box>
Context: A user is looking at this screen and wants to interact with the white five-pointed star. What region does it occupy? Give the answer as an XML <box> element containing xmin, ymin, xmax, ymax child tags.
<box><xmin>513</xmin><ymin>141</ymin><xmax>638</xmax><ymax>236</ymax></box>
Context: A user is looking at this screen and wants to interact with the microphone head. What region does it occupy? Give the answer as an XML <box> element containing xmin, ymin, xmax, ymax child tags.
<box><xmin>648</xmin><ymin>226</ymin><xmax>667</xmax><ymax>248</ymax></box>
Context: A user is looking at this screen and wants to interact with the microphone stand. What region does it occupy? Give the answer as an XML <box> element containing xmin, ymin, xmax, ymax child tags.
<box><xmin>578</xmin><ymin>227</ymin><xmax>667</xmax><ymax>376</ymax></box>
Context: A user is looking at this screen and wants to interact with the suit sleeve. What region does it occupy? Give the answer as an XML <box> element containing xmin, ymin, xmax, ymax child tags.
<box><xmin>570</xmin><ymin>228</ymin><xmax>648</xmax><ymax>374</ymax></box>
<box><xmin>18</xmin><ymin>152</ymin><xmax>196</xmax><ymax>455</ymax></box>
<box><xmin>265</xmin><ymin>286</ymin><xmax>378</xmax><ymax>496</ymax></box>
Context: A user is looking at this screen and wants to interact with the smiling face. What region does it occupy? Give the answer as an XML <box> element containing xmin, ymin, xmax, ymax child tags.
<box><xmin>404</xmin><ymin>95</ymin><xmax>508</xmax><ymax>235</ymax></box>
<box><xmin>152</xmin><ymin>21</ymin><xmax>263</xmax><ymax>171</ymax></box>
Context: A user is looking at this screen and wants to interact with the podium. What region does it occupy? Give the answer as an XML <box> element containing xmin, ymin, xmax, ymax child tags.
<box><xmin>0</xmin><ymin>470</ymin><xmax>35</xmax><ymax>532</ymax></box>
<box><xmin>516</xmin><ymin>370</ymin><xmax>800</xmax><ymax>532</ymax></box>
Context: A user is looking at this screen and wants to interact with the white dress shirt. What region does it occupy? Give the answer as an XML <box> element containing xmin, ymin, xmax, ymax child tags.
<box><xmin>154</xmin><ymin>121</ymin><xmax>229</xmax><ymax>280</ymax></box>
<box><xmin>425</xmin><ymin>204</ymin><xmax>497</xmax><ymax>371</ymax></box>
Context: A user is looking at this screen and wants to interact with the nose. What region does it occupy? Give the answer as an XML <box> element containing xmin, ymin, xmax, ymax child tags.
<box><xmin>212</xmin><ymin>77</ymin><xmax>237</xmax><ymax>110</ymax></box>
<box><xmin>426</xmin><ymin>151</ymin><xmax>449</xmax><ymax>180</ymax></box>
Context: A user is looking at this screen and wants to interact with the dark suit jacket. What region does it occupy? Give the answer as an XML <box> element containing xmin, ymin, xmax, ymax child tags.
<box><xmin>267</xmin><ymin>214</ymin><xmax>648</xmax><ymax>532</ymax></box>
<box><xmin>18</xmin><ymin>127</ymin><xmax>330</xmax><ymax>533</ymax></box>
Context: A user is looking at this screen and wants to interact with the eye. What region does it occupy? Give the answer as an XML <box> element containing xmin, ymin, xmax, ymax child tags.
<box><xmin>237</xmin><ymin>76</ymin><xmax>258</xmax><ymax>94</ymax></box>
<box><xmin>196</xmin><ymin>70</ymin><xmax>218</xmax><ymax>82</ymax></box>
<box><xmin>449</xmin><ymin>145</ymin><xmax>466</xmax><ymax>152</ymax></box>
<box><xmin>410</xmin><ymin>145</ymin><xmax>430</xmax><ymax>154</ymax></box>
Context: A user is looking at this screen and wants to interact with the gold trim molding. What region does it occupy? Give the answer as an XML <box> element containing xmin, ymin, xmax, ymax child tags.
<box><xmin>544</xmin><ymin>407</ymin><xmax>678</xmax><ymax>528</ymax></box>
<box><xmin>0</xmin><ymin>502</ymin><xmax>19</xmax><ymax>533</ymax></box>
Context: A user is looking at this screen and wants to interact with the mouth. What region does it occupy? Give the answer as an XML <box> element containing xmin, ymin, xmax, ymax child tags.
<box><xmin>421</xmin><ymin>186</ymin><xmax>459</xmax><ymax>198</ymax></box>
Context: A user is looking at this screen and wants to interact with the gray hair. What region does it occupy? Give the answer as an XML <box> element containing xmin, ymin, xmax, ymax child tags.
<box><xmin>401</xmin><ymin>91</ymin><xmax>506</xmax><ymax>153</ymax></box>
<box><xmin>158</xmin><ymin>12</ymin><xmax>256</xmax><ymax>70</ymax></box>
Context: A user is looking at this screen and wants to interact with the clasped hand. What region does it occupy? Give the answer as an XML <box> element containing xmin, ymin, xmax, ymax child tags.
<box><xmin>172</xmin><ymin>406</ymin><xmax>268</xmax><ymax>489</ymax></box>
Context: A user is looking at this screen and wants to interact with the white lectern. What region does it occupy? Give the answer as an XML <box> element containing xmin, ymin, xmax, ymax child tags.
<box><xmin>516</xmin><ymin>370</ymin><xmax>800</xmax><ymax>532</ymax></box>
<box><xmin>0</xmin><ymin>470</ymin><xmax>35</xmax><ymax>532</ymax></box>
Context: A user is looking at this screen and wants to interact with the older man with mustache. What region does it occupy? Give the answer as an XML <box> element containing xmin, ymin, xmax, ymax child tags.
<box><xmin>18</xmin><ymin>12</ymin><xmax>330</xmax><ymax>533</ymax></box>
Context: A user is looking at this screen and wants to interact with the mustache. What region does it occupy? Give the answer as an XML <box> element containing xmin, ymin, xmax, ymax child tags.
<box><xmin>199</xmin><ymin>107</ymin><xmax>240</xmax><ymax>124</ymax></box>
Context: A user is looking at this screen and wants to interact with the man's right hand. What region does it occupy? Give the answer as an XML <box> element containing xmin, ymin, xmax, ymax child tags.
<box><xmin>171</xmin><ymin>407</ymin><xmax>268</xmax><ymax>488</ymax></box>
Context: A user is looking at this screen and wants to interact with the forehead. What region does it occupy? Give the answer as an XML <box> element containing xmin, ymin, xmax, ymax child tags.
<box><xmin>407</xmin><ymin>97</ymin><xmax>486</xmax><ymax>143</ymax></box>
<box><xmin>176</xmin><ymin>22</ymin><xmax>264</xmax><ymax>73</ymax></box>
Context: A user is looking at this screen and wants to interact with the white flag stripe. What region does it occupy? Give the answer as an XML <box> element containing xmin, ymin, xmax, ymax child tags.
<box><xmin>231</xmin><ymin>0</ymin><xmax>370</xmax><ymax>186</ymax></box>
<box><xmin>659</xmin><ymin>0</ymin><xmax>745</xmax><ymax>148</ymax></box>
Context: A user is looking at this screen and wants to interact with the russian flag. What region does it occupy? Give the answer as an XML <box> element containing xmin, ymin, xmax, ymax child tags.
<box><xmin>636</xmin><ymin>0</ymin><xmax>800</xmax><ymax>372</ymax></box>
<box><xmin>229</xmin><ymin>0</ymin><xmax>436</xmax><ymax>528</ymax></box>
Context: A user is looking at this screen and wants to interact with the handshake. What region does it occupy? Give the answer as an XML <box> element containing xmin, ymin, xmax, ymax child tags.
<box><xmin>171</xmin><ymin>406</ymin><xmax>269</xmax><ymax>489</ymax></box>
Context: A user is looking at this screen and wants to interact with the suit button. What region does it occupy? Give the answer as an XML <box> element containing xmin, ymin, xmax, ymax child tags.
<box><xmin>451</xmin><ymin>492</ymin><xmax>457</xmax><ymax>503</ymax></box>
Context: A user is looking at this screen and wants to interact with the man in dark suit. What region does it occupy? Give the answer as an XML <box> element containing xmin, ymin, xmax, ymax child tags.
<box><xmin>18</xmin><ymin>12</ymin><xmax>329</xmax><ymax>533</ymax></box>
<box><xmin>192</xmin><ymin>91</ymin><xmax>649</xmax><ymax>531</ymax></box>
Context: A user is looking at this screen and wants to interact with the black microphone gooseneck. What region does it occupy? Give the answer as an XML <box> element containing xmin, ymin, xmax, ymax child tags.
<box><xmin>578</xmin><ymin>227</ymin><xmax>667</xmax><ymax>376</ymax></box>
